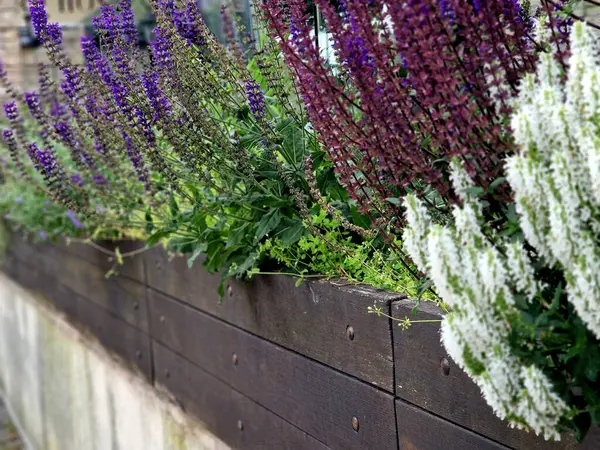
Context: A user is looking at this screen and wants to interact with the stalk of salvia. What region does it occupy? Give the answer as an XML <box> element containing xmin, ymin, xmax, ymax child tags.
<box><xmin>509</xmin><ymin>20</ymin><xmax>600</xmax><ymax>336</ymax></box>
<box><xmin>261</xmin><ymin>0</ymin><xmax>540</xmax><ymax>219</ymax></box>
<box><xmin>403</xmin><ymin>160</ymin><xmax>569</xmax><ymax>440</ymax></box>
<box><xmin>401</xmin><ymin>20</ymin><xmax>600</xmax><ymax>440</ymax></box>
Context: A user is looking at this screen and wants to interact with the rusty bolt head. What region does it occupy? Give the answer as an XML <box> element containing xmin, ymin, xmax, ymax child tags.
<box><xmin>346</xmin><ymin>326</ymin><xmax>355</xmax><ymax>341</ymax></box>
<box><xmin>440</xmin><ymin>357</ymin><xmax>451</xmax><ymax>376</ymax></box>
<box><xmin>232</xmin><ymin>353</ymin><xmax>238</xmax><ymax>365</ymax></box>
<box><xmin>237</xmin><ymin>420</ymin><xmax>244</xmax><ymax>431</ymax></box>
<box><xmin>351</xmin><ymin>416</ymin><xmax>359</xmax><ymax>432</ymax></box>
<box><xmin>164</xmin><ymin>369</ymin><xmax>170</xmax><ymax>379</ymax></box>
<box><xmin>227</xmin><ymin>285</ymin><xmax>233</xmax><ymax>297</ymax></box>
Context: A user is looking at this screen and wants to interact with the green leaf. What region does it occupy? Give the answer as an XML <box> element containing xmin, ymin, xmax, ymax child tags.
<box><xmin>385</xmin><ymin>197</ymin><xmax>402</xmax><ymax>206</ymax></box>
<box><xmin>233</xmin><ymin>251</ymin><xmax>259</xmax><ymax>276</ymax></box>
<box><xmin>169</xmin><ymin>195</ymin><xmax>180</xmax><ymax>218</ymax></box>
<box><xmin>463</xmin><ymin>186</ymin><xmax>485</xmax><ymax>197</ymax></box>
<box><xmin>227</xmin><ymin>222</ymin><xmax>249</xmax><ymax>248</ymax></box>
<box><xmin>488</xmin><ymin>177</ymin><xmax>506</xmax><ymax>193</ymax></box>
<box><xmin>255</xmin><ymin>209</ymin><xmax>282</xmax><ymax>242</ymax></box>
<box><xmin>187</xmin><ymin>245</ymin><xmax>206</xmax><ymax>268</ymax></box>
<box><xmin>145</xmin><ymin>209</ymin><xmax>154</xmax><ymax>234</ymax></box>
<box><xmin>349</xmin><ymin>205</ymin><xmax>371</xmax><ymax>229</ymax></box>
<box><xmin>146</xmin><ymin>230</ymin><xmax>171</xmax><ymax>247</ymax></box>
<box><xmin>115</xmin><ymin>247</ymin><xmax>123</xmax><ymax>266</ymax></box>
<box><xmin>276</xmin><ymin>219</ymin><xmax>306</xmax><ymax>245</ymax></box>
<box><xmin>204</xmin><ymin>240</ymin><xmax>226</xmax><ymax>272</ymax></box>
<box><xmin>573</xmin><ymin>412</ymin><xmax>591</xmax><ymax>442</ymax></box>
<box><xmin>417</xmin><ymin>278</ymin><xmax>433</xmax><ymax>299</ymax></box>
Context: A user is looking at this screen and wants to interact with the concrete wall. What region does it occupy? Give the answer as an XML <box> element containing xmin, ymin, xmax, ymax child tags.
<box><xmin>0</xmin><ymin>271</ymin><xmax>231</xmax><ymax>450</ymax></box>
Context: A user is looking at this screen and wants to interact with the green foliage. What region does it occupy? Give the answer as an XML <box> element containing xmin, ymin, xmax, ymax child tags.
<box><xmin>259</xmin><ymin>208</ymin><xmax>430</xmax><ymax>299</ymax></box>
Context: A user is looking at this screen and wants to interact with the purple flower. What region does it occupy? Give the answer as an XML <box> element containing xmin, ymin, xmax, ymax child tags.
<box><xmin>122</xmin><ymin>130</ymin><xmax>150</xmax><ymax>188</ymax></box>
<box><xmin>28</xmin><ymin>142</ymin><xmax>60</xmax><ymax>182</ymax></box>
<box><xmin>93</xmin><ymin>174</ymin><xmax>107</xmax><ymax>185</ymax></box>
<box><xmin>59</xmin><ymin>67</ymin><xmax>82</xmax><ymax>98</ymax></box>
<box><xmin>174</xmin><ymin>1</ymin><xmax>204</xmax><ymax>46</ymax></box>
<box><xmin>39</xmin><ymin>231</ymin><xmax>47</xmax><ymax>240</ymax></box>
<box><xmin>245</xmin><ymin>80</ymin><xmax>266</xmax><ymax>120</ymax></box>
<box><xmin>98</xmin><ymin>4</ymin><xmax>120</xmax><ymax>41</ymax></box>
<box><xmin>24</xmin><ymin>92</ymin><xmax>43</xmax><ymax>120</ymax></box>
<box><xmin>70</xmin><ymin>173</ymin><xmax>84</xmax><ymax>187</ymax></box>
<box><xmin>141</xmin><ymin>72</ymin><xmax>171</xmax><ymax>123</ymax></box>
<box><xmin>151</xmin><ymin>28</ymin><xmax>175</xmax><ymax>75</ymax></box>
<box><xmin>2</xmin><ymin>129</ymin><xmax>16</xmax><ymax>150</ymax></box>
<box><xmin>46</xmin><ymin>22</ymin><xmax>62</xmax><ymax>45</ymax></box>
<box><xmin>66</xmin><ymin>209</ymin><xmax>83</xmax><ymax>229</ymax></box>
<box><xmin>15</xmin><ymin>196</ymin><xmax>22</xmax><ymax>204</ymax></box>
<box><xmin>119</xmin><ymin>0</ymin><xmax>138</xmax><ymax>47</ymax></box>
<box><xmin>28</xmin><ymin>0</ymin><xmax>48</xmax><ymax>38</ymax></box>
<box><xmin>3</xmin><ymin>102</ymin><xmax>19</xmax><ymax>121</ymax></box>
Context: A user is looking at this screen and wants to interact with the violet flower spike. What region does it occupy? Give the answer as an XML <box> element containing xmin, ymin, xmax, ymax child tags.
<box><xmin>66</xmin><ymin>210</ymin><xmax>84</xmax><ymax>229</ymax></box>
<box><xmin>245</xmin><ymin>80</ymin><xmax>266</xmax><ymax>120</ymax></box>
<box><xmin>28</xmin><ymin>0</ymin><xmax>48</xmax><ymax>38</ymax></box>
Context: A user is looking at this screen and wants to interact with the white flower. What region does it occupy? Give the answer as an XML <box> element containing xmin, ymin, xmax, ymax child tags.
<box><xmin>402</xmin><ymin>194</ymin><xmax>431</xmax><ymax>272</ymax></box>
<box><xmin>517</xmin><ymin>365</ymin><xmax>569</xmax><ymax>441</ymax></box>
<box><xmin>506</xmin><ymin>242</ymin><xmax>538</xmax><ymax>301</ymax></box>
<box><xmin>399</xmin><ymin>20</ymin><xmax>600</xmax><ymax>443</ymax></box>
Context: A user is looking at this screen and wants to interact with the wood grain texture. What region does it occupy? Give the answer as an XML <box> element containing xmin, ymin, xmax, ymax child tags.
<box><xmin>56</xmin><ymin>238</ymin><xmax>146</xmax><ymax>284</ymax></box>
<box><xmin>396</xmin><ymin>400</ymin><xmax>509</xmax><ymax>450</ymax></box>
<box><xmin>146</xmin><ymin>248</ymin><xmax>400</xmax><ymax>391</ymax></box>
<box><xmin>154</xmin><ymin>342</ymin><xmax>331</xmax><ymax>450</ymax></box>
<box><xmin>9</xmin><ymin>238</ymin><xmax>149</xmax><ymax>333</ymax></box>
<box><xmin>149</xmin><ymin>289</ymin><xmax>398</xmax><ymax>450</ymax></box>
<box><xmin>392</xmin><ymin>299</ymin><xmax>587</xmax><ymax>450</ymax></box>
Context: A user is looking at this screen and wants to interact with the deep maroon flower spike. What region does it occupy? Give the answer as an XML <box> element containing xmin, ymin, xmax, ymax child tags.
<box><xmin>261</xmin><ymin>0</ymin><xmax>541</xmax><ymax>213</ymax></box>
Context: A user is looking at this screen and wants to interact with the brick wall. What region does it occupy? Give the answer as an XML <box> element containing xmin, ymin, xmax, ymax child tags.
<box><xmin>0</xmin><ymin>0</ymin><xmax>93</xmax><ymax>98</ymax></box>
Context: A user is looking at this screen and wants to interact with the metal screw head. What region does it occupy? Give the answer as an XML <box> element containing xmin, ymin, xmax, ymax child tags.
<box><xmin>232</xmin><ymin>353</ymin><xmax>238</xmax><ymax>365</ymax></box>
<box><xmin>440</xmin><ymin>357</ymin><xmax>451</xmax><ymax>376</ymax></box>
<box><xmin>164</xmin><ymin>369</ymin><xmax>170</xmax><ymax>379</ymax></box>
<box><xmin>227</xmin><ymin>285</ymin><xmax>233</xmax><ymax>297</ymax></box>
<box><xmin>346</xmin><ymin>326</ymin><xmax>355</xmax><ymax>341</ymax></box>
<box><xmin>237</xmin><ymin>420</ymin><xmax>244</xmax><ymax>431</ymax></box>
<box><xmin>351</xmin><ymin>416</ymin><xmax>359</xmax><ymax>432</ymax></box>
<box><xmin>160</xmin><ymin>315</ymin><xmax>165</xmax><ymax>323</ymax></box>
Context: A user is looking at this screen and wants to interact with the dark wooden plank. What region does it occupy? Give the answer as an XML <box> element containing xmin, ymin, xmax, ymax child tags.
<box><xmin>153</xmin><ymin>342</ymin><xmax>330</xmax><ymax>450</ymax></box>
<box><xmin>56</xmin><ymin>238</ymin><xmax>146</xmax><ymax>284</ymax></box>
<box><xmin>2</xmin><ymin>252</ymin><xmax>152</xmax><ymax>381</ymax></box>
<box><xmin>149</xmin><ymin>289</ymin><xmax>397</xmax><ymax>450</ymax></box>
<box><xmin>73</xmin><ymin>292</ymin><xmax>152</xmax><ymax>381</ymax></box>
<box><xmin>146</xmin><ymin>248</ymin><xmax>400</xmax><ymax>391</ymax></box>
<box><xmin>9</xmin><ymin>238</ymin><xmax>149</xmax><ymax>333</ymax></box>
<box><xmin>1</xmin><ymin>252</ymin><xmax>22</xmax><ymax>283</ymax></box>
<box><xmin>396</xmin><ymin>399</ymin><xmax>509</xmax><ymax>450</ymax></box>
<box><xmin>392</xmin><ymin>299</ymin><xmax>585</xmax><ymax>450</ymax></box>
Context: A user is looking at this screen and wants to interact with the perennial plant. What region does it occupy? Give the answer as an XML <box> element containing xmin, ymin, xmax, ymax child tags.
<box><xmin>1</xmin><ymin>0</ymin><xmax>599</xmax><ymax>441</ymax></box>
<box><xmin>403</xmin><ymin>20</ymin><xmax>600</xmax><ymax>440</ymax></box>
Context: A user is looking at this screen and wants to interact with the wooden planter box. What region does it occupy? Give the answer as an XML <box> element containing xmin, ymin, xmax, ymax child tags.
<box><xmin>2</xmin><ymin>235</ymin><xmax>598</xmax><ymax>449</ymax></box>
